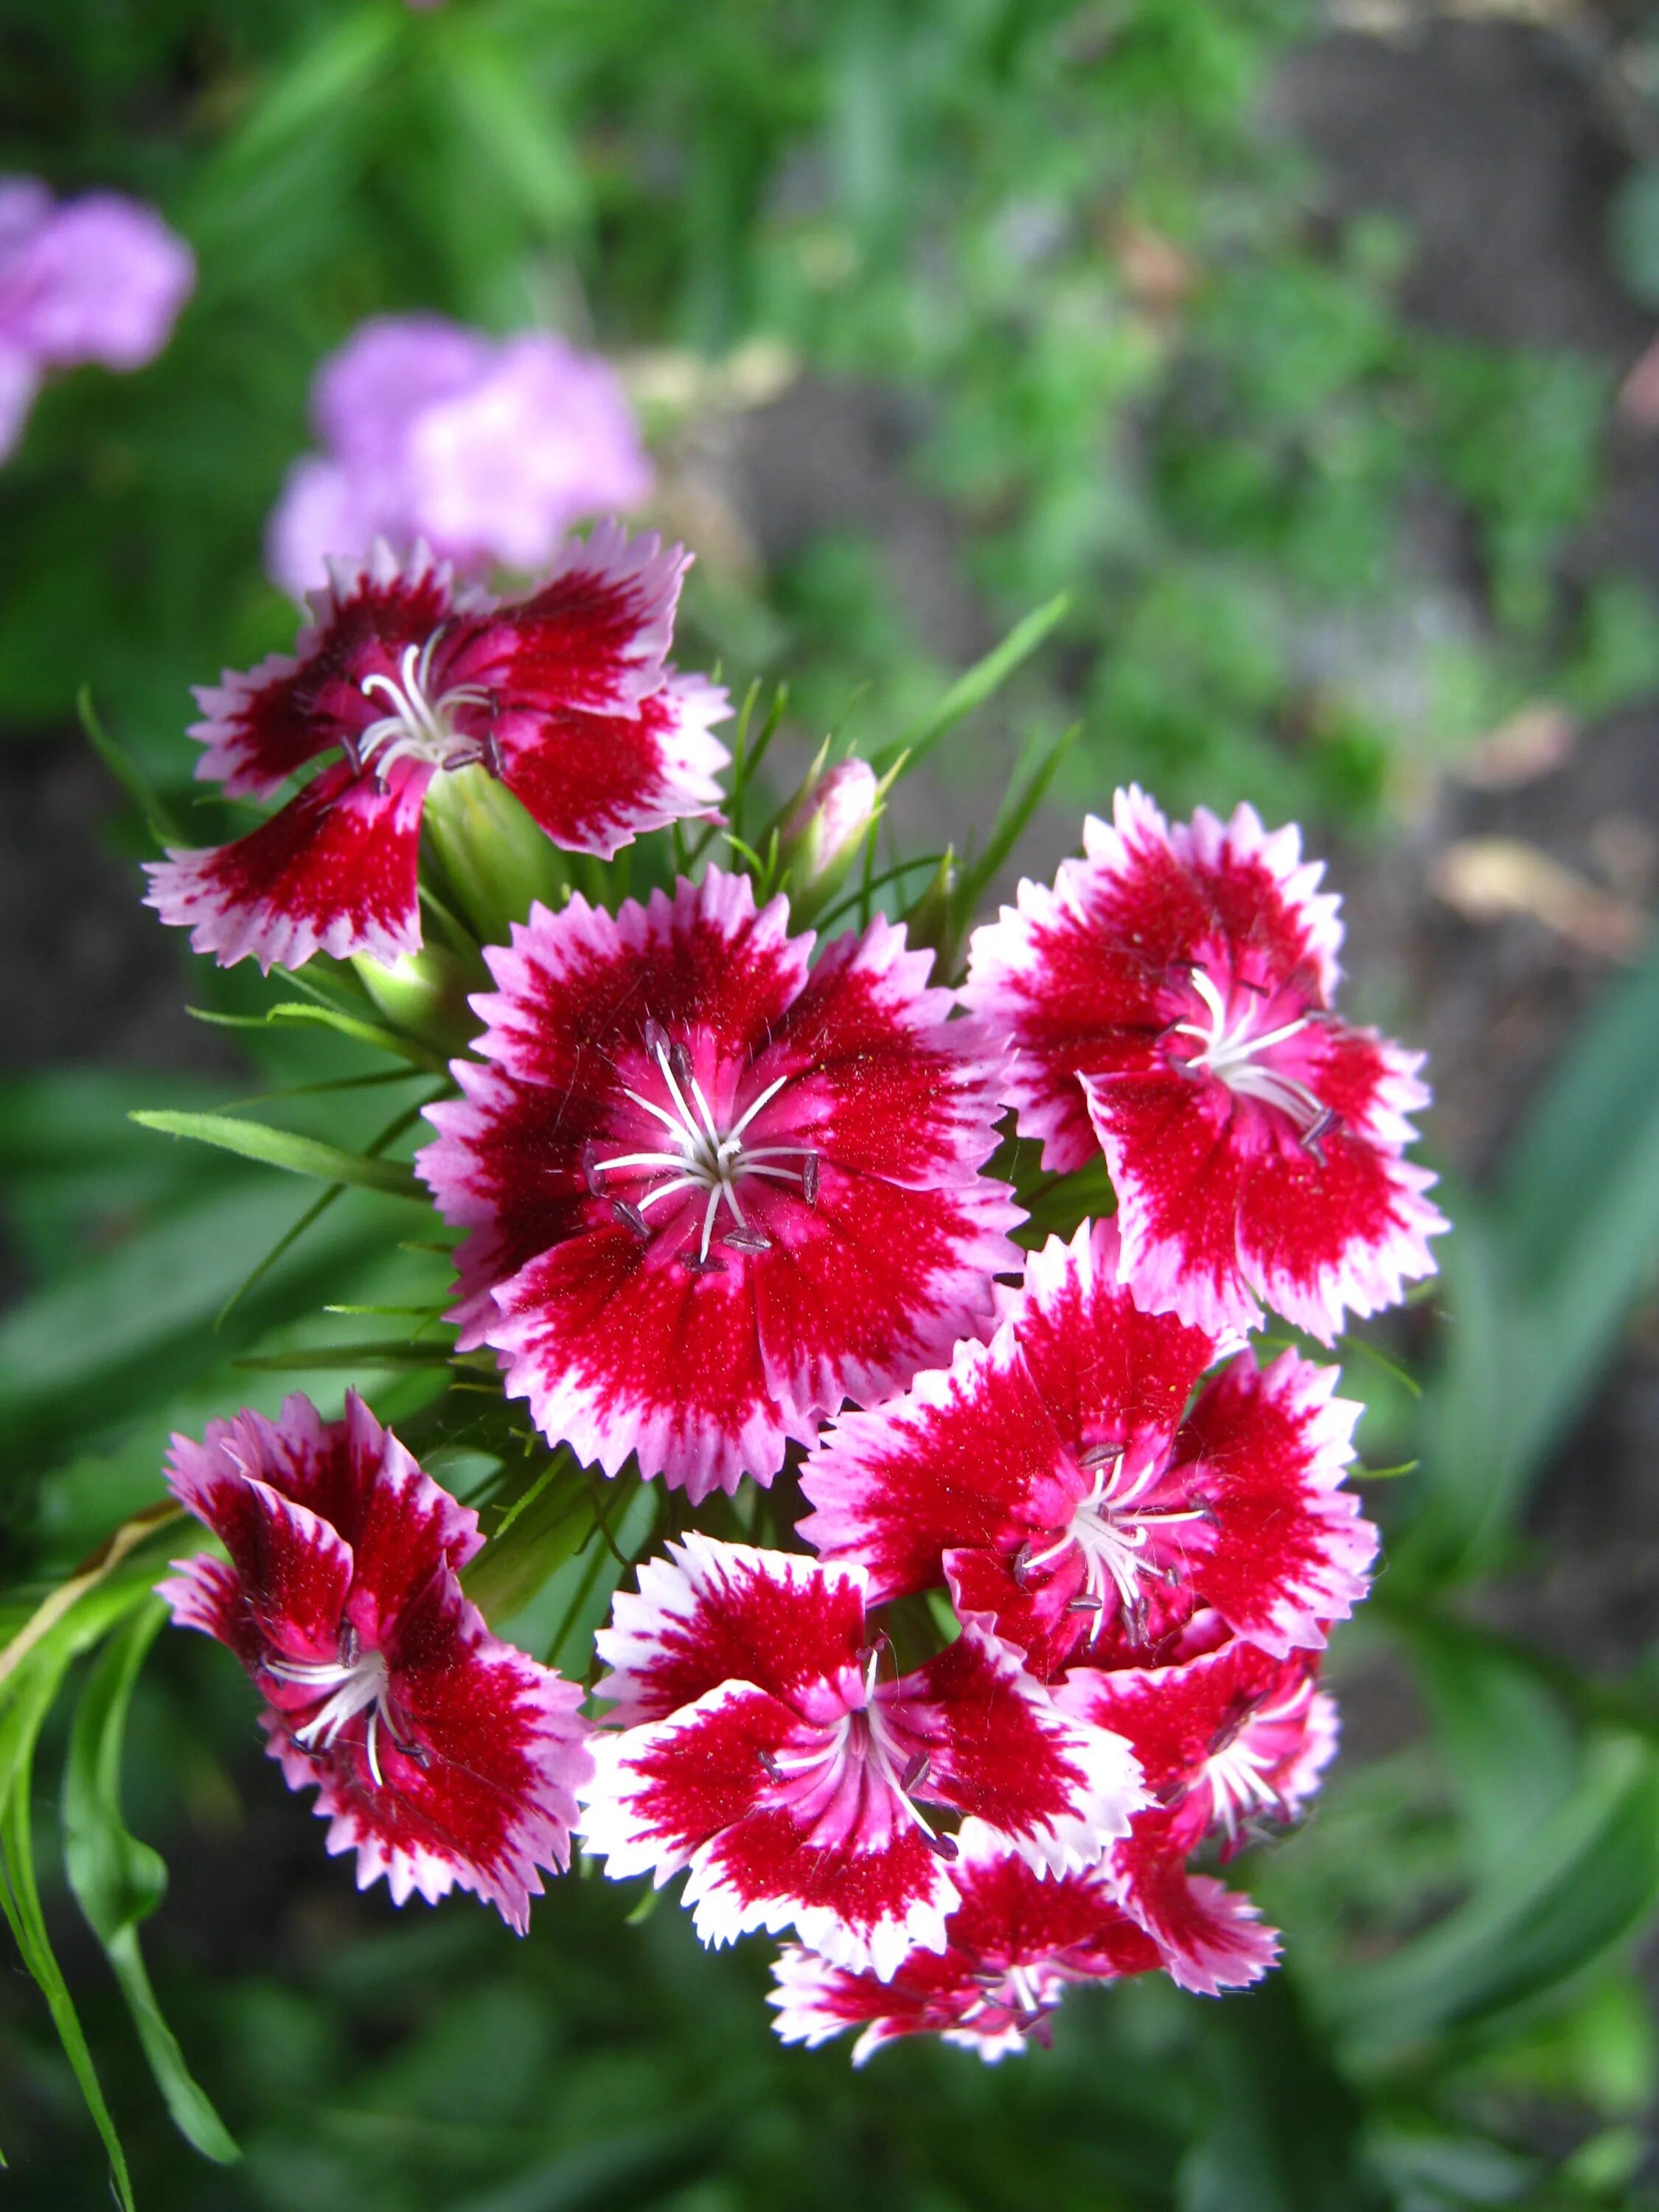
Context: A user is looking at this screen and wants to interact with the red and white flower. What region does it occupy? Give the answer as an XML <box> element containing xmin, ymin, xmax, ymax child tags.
<box><xmin>417</xmin><ymin>868</ymin><xmax>1021</xmax><ymax>1499</ymax></box>
<box><xmin>963</xmin><ymin>787</ymin><xmax>1445</xmax><ymax>1342</ymax></box>
<box><xmin>1057</xmin><ymin>1634</ymin><xmax>1336</xmax><ymax>1994</ymax></box>
<box><xmin>801</xmin><ymin>1220</ymin><xmax>1375</xmax><ymax>1677</ymax></box>
<box><xmin>577</xmin><ymin>1537</ymin><xmax>1144</xmax><ymax>1979</ymax></box>
<box><xmin>769</xmin><ymin>1818</ymin><xmax>1162</xmax><ymax>2064</ymax></box>
<box><xmin>156</xmin><ymin>1390</ymin><xmax>591</xmax><ymax>1932</ymax></box>
<box><xmin>145</xmin><ymin>526</ymin><xmax>728</xmax><ymax>971</ymax></box>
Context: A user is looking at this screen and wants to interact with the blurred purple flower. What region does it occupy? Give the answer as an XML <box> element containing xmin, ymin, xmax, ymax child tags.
<box><xmin>268</xmin><ymin>315</ymin><xmax>654</xmax><ymax>600</ymax></box>
<box><xmin>0</xmin><ymin>179</ymin><xmax>195</xmax><ymax>458</ymax></box>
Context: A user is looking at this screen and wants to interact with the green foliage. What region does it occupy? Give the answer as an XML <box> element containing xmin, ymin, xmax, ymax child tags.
<box><xmin>6</xmin><ymin>1</ymin><xmax>1659</xmax><ymax>2207</ymax></box>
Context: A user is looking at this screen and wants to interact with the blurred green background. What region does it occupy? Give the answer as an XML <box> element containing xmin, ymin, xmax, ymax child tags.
<box><xmin>10</xmin><ymin>1</ymin><xmax>1659</xmax><ymax>2205</ymax></box>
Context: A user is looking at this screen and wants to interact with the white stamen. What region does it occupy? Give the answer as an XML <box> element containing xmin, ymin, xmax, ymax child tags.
<box><xmin>1171</xmin><ymin>965</ymin><xmax>1326</xmax><ymax>1133</ymax></box>
<box><xmin>355</xmin><ymin>632</ymin><xmax>493</xmax><ymax>781</ymax></box>
<box><xmin>757</xmin><ymin>1686</ymin><xmax>955</xmax><ymax>1860</ymax></box>
<box><xmin>594</xmin><ymin>1030</ymin><xmax>818</xmax><ymax>1265</ymax></box>
<box><xmin>1023</xmin><ymin>1450</ymin><xmax>1210</xmax><ymax>1639</ymax></box>
<box><xmin>1203</xmin><ymin>1734</ymin><xmax>1282</xmax><ymax>1840</ymax></box>
<box><xmin>268</xmin><ymin>1641</ymin><xmax>399</xmax><ymax>1778</ymax></box>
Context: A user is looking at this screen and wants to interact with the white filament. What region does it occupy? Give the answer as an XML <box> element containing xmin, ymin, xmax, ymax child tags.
<box><xmin>356</xmin><ymin>633</ymin><xmax>493</xmax><ymax>779</ymax></box>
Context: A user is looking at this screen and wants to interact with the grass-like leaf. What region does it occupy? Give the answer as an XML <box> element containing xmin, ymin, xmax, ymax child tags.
<box><xmin>131</xmin><ymin>1110</ymin><xmax>424</xmax><ymax>1198</ymax></box>
<box><xmin>63</xmin><ymin>1601</ymin><xmax>240</xmax><ymax>2163</ymax></box>
<box><xmin>870</xmin><ymin>594</ymin><xmax>1071</xmax><ymax>776</ymax></box>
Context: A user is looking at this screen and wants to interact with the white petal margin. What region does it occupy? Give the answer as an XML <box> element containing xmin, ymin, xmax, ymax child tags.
<box><xmin>576</xmin><ymin>1679</ymin><xmax>958</xmax><ymax>1980</ymax></box>
<box><xmin>593</xmin><ymin>1531</ymin><xmax>869</xmax><ymax>1726</ymax></box>
<box><xmin>931</xmin><ymin>1624</ymin><xmax>1147</xmax><ymax>1879</ymax></box>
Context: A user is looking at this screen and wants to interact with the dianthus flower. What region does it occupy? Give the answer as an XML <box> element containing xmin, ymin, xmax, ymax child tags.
<box><xmin>769</xmin><ymin>1817</ymin><xmax>1162</xmax><ymax>2064</ymax></box>
<box><xmin>1057</xmin><ymin>1630</ymin><xmax>1335</xmax><ymax>1994</ymax></box>
<box><xmin>577</xmin><ymin>1537</ymin><xmax>1144</xmax><ymax>1978</ymax></box>
<box><xmin>156</xmin><ymin>1391</ymin><xmax>591</xmax><ymax>1931</ymax></box>
<box><xmin>964</xmin><ymin>787</ymin><xmax>1445</xmax><ymax>1342</ymax></box>
<box><xmin>417</xmin><ymin>869</ymin><xmax>1021</xmax><ymax>1498</ymax></box>
<box><xmin>145</xmin><ymin>528</ymin><xmax>726</xmax><ymax>971</ymax></box>
<box><xmin>801</xmin><ymin>1220</ymin><xmax>1375</xmax><ymax>1677</ymax></box>
<box><xmin>0</xmin><ymin>177</ymin><xmax>193</xmax><ymax>457</ymax></box>
<box><xmin>267</xmin><ymin>313</ymin><xmax>651</xmax><ymax>598</ymax></box>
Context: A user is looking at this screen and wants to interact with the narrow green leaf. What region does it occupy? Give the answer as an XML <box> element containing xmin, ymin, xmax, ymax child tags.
<box><xmin>434</xmin><ymin>21</ymin><xmax>586</xmax><ymax>231</ymax></box>
<box><xmin>1400</xmin><ymin>1613</ymin><xmax>1580</xmax><ymax>1879</ymax></box>
<box><xmin>0</xmin><ymin>1579</ymin><xmax>161</xmax><ymax>2212</ymax></box>
<box><xmin>189</xmin><ymin>998</ymin><xmax>446</xmax><ymax>1067</ymax></box>
<box><xmin>232</xmin><ymin>1339</ymin><xmax>457</xmax><ymax>1373</ymax></box>
<box><xmin>77</xmin><ymin>687</ymin><xmax>184</xmax><ymax>848</ymax></box>
<box><xmin>1321</xmin><ymin>1740</ymin><xmax>1659</xmax><ymax>2066</ymax></box>
<box><xmin>63</xmin><ymin>1604</ymin><xmax>239</xmax><ymax>2163</ymax></box>
<box><xmin>871</xmin><ymin>594</ymin><xmax>1071</xmax><ymax>776</ymax></box>
<box><xmin>956</xmin><ymin>722</ymin><xmax>1079</xmax><ymax>914</ymax></box>
<box><xmin>131</xmin><ymin>1110</ymin><xmax>423</xmax><ymax>1198</ymax></box>
<box><xmin>1178</xmin><ymin>1978</ymin><xmax>1385</xmax><ymax>2212</ymax></box>
<box><xmin>463</xmin><ymin>1456</ymin><xmax>593</xmax><ymax>1626</ymax></box>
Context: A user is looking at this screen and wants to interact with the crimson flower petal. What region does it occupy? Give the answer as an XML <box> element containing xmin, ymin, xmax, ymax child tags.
<box><xmin>189</xmin><ymin>542</ymin><xmax>471</xmax><ymax>799</ymax></box>
<box><xmin>145</xmin><ymin>757</ymin><xmax>430</xmax><ymax>973</ymax></box>
<box><xmin>1169</xmin><ymin>1348</ymin><xmax>1374</xmax><ymax>1657</ymax></box>
<box><xmin>493</xmin><ymin>669</ymin><xmax>728</xmax><ymax>860</ymax></box>
<box><xmin>581</xmin><ymin>1678</ymin><xmax>960</xmax><ymax>1978</ymax></box>
<box><xmin>1058</xmin><ymin>1640</ymin><xmax>1338</xmax><ymax>1994</ymax></box>
<box><xmin>484</xmin><ymin>519</ymin><xmax>686</xmax><ymax>715</ymax></box>
<box><xmin>1105</xmin><ymin>1819</ymin><xmax>1280</xmax><ymax>1996</ymax></box>
<box><xmin>156</xmin><ymin>1391</ymin><xmax>591</xmax><ymax>1931</ymax></box>
<box><xmin>807</xmin><ymin>1220</ymin><xmax>1366</xmax><ymax>1677</ymax></box>
<box><xmin>159</xmin><ymin>530</ymin><xmax>729</xmax><ymax>973</ymax></box>
<box><xmin>579</xmin><ymin>1540</ymin><xmax>1141</xmax><ymax>1978</ymax></box>
<box><xmin>418</xmin><ymin>870</ymin><xmax>1020</xmax><ymax>1495</ymax></box>
<box><xmin>769</xmin><ymin>1818</ymin><xmax>1162</xmax><ymax>2064</ymax></box>
<box><xmin>902</xmin><ymin>1627</ymin><xmax>1144</xmax><ymax>1878</ymax></box>
<box><xmin>964</xmin><ymin>786</ymin><xmax>1444</xmax><ymax>1340</ymax></box>
<box><xmin>594</xmin><ymin>1533</ymin><xmax>868</xmax><ymax>1728</ymax></box>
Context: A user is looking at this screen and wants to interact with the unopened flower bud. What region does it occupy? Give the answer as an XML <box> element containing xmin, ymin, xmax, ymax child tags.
<box><xmin>421</xmin><ymin>762</ymin><xmax>571</xmax><ymax>950</ymax></box>
<box><xmin>776</xmin><ymin>756</ymin><xmax>881</xmax><ymax>922</ymax></box>
<box><xmin>353</xmin><ymin>941</ymin><xmax>483</xmax><ymax>1055</ymax></box>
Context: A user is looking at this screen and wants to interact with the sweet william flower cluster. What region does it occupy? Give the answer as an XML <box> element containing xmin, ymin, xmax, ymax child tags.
<box><xmin>150</xmin><ymin>512</ymin><xmax>1444</xmax><ymax>2063</ymax></box>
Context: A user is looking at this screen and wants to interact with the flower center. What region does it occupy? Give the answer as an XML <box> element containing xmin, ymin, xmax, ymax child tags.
<box><xmin>1014</xmin><ymin>1445</ymin><xmax>1211</xmax><ymax>1645</ymax></box>
<box><xmin>591</xmin><ymin>1019</ymin><xmax>821</xmax><ymax>1269</ymax></box>
<box><xmin>1200</xmin><ymin>1685</ymin><xmax>1305</xmax><ymax>1840</ymax></box>
<box><xmin>1201</xmin><ymin>1725</ymin><xmax>1284</xmax><ymax>1841</ymax></box>
<box><xmin>1167</xmin><ymin>966</ymin><xmax>1338</xmax><ymax>1152</ymax></box>
<box><xmin>968</xmin><ymin>1961</ymin><xmax>1058</xmax><ymax>2030</ymax></box>
<box><xmin>755</xmin><ymin>1645</ymin><xmax>958</xmax><ymax>1862</ymax></box>
<box><xmin>265</xmin><ymin>1625</ymin><xmax>401</xmax><ymax>1788</ymax></box>
<box><xmin>352</xmin><ymin>632</ymin><xmax>495</xmax><ymax>782</ymax></box>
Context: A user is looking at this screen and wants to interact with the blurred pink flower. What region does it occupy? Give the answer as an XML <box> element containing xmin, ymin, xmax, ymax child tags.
<box><xmin>0</xmin><ymin>178</ymin><xmax>194</xmax><ymax>457</ymax></box>
<box><xmin>268</xmin><ymin>314</ymin><xmax>653</xmax><ymax>599</ymax></box>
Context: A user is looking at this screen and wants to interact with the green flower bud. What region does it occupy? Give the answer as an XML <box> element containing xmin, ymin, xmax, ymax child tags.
<box><xmin>421</xmin><ymin>763</ymin><xmax>571</xmax><ymax>950</ymax></box>
<box><xmin>352</xmin><ymin>941</ymin><xmax>484</xmax><ymax>1057</ymax></box>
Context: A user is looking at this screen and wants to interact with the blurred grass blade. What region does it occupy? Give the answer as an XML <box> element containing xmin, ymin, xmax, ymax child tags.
<box><xmin>77</xmin><ymin>686</ymin><xmax>184</xmax><ymax>848</ymax></box>
<box><xmin>0</xmin><ymin>1577</ymin><xmax>164</xmax><ymax>2212</ymax></box>
<box><xmin>1321</xmin><ymin>1740</ymin><xmax>1659</xmax><ymax>2067</ymax></box>
<box><xmin>63</xmin><ymin>1602</ymin><xmax>240</xmax><ymax>2163</ymax></box>
<box><xmin>131</xmin><ymin>1110</ymin><xmax>423</xmax><ymax>1198</ymax></box>
<box><xmin>870</xmin><ymin>594</ymin><xmax>1070</xmax><ymax>775</ymax></box>
<box><xmin>232</xmin><ymin>1340</ymin><xmax>456</xmax><ymax>1372</ymax></box>
<box><xmin>1399</xmin><ymin>1613</ymin><xmax>1579</xmax><ymax>1879</ymax></box>
<box><xmin>0</xmin><ymin>1500</ymin><xmax>181</xmax><ymax>1693</ymax></box>
<box><xmin>956</xmin><ymin>722</ymin><xmax>1079</xmax><ymax>914</ymax></box>
<box><xmin>1411</xmin><ymin>925</ymin><xmax>1659</xmax><ymax>1575</ymax></box>
<box><xmin>212</xmin><ymin>7</ymin><xmax>403</xmax><ymax>173</ymax></box>
<box><xmin>189</xmin><ymin>1001</ymin><xmax>448</xmax><ymax>1072</ymax></box>
<box><xmin>1178</xmin><ymin>1978</ymin><xmax>1385</xmax><ymax>2212</ymax></box>
<box><xmin>434</xmin><ymin>20</ymin><xmax>586</xmax><ymax>231</ymax></box>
